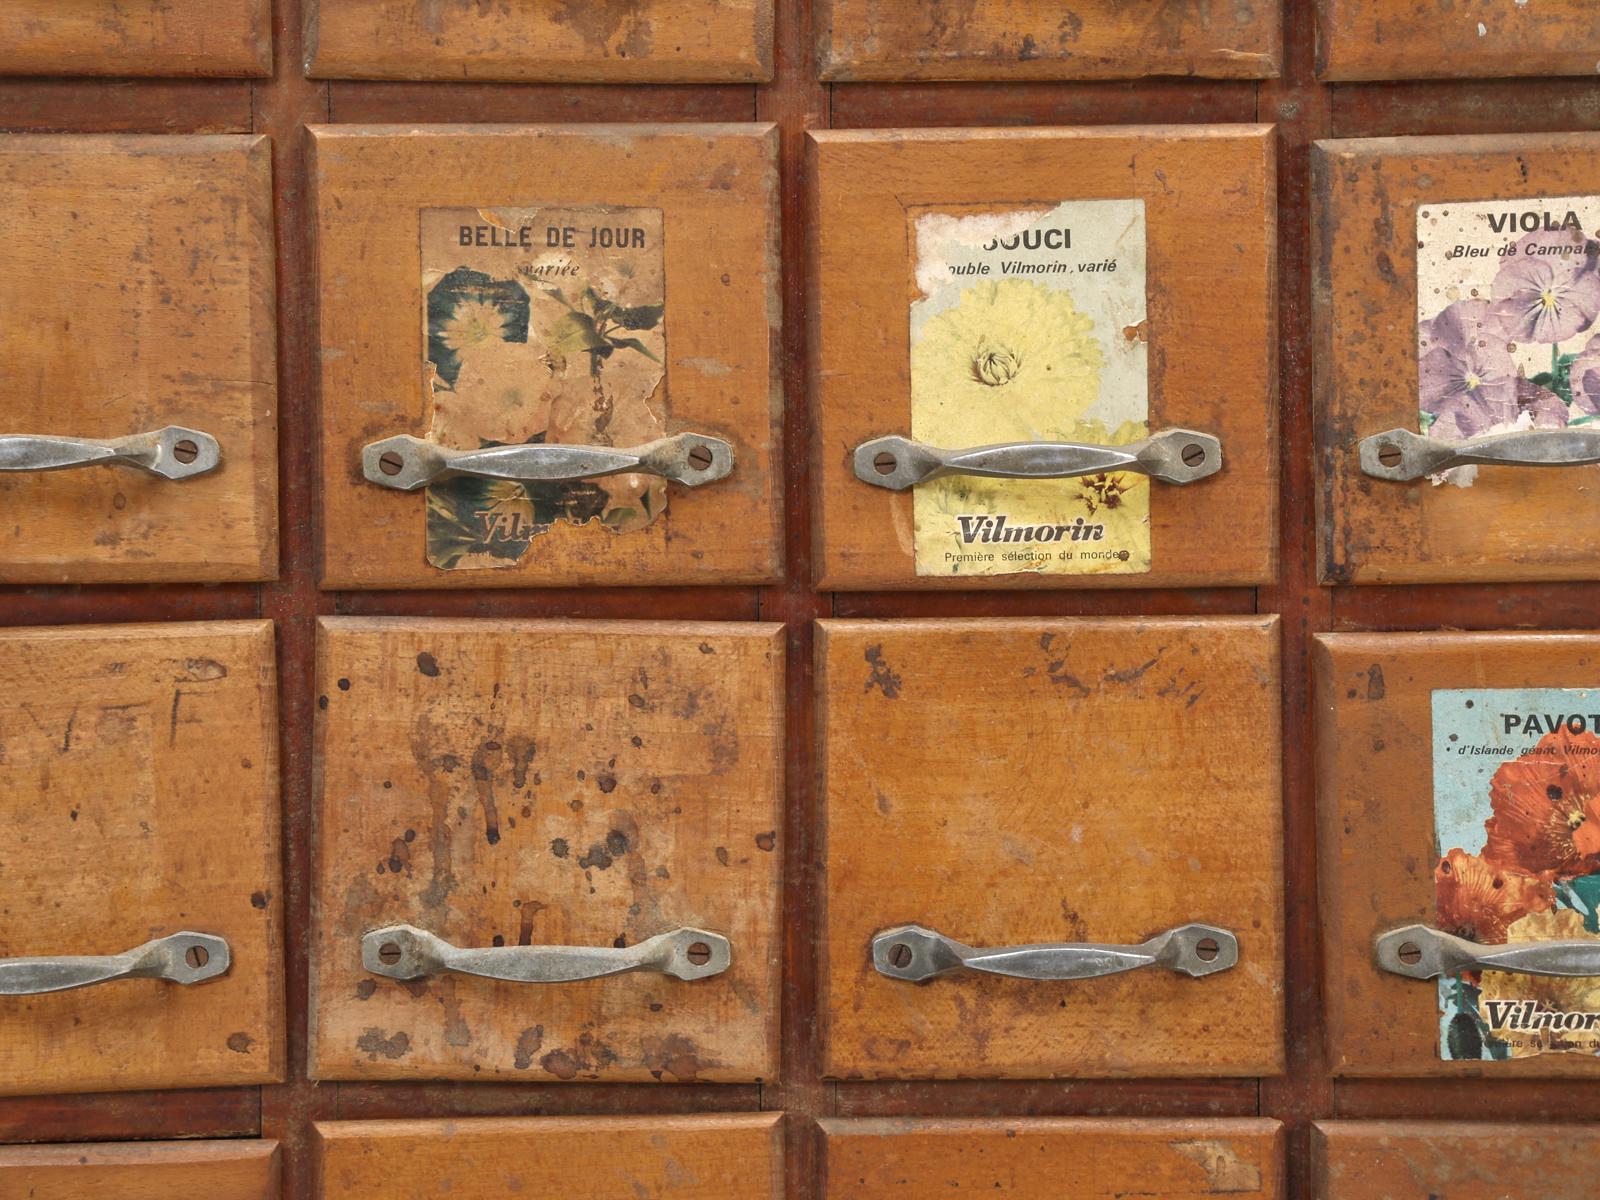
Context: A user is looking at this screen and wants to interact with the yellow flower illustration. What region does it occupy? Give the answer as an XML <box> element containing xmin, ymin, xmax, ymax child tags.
<box><xmin>440</xmin><ymin>298</ymin><xmax>512</xmax><ymax>352</ymax></box>
<box><xmin>1479</xmin><ymin>908</ymin><xmax>1600</xmax><ymax>1057</ymax></box>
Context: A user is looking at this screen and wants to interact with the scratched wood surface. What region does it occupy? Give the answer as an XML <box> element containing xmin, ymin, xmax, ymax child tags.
<box><xmin>310</xmin><ymin>618</ymin><xmax>783</xmax><ymax>1082</ymax></box>
<box><xmin>312</xmin><ymin>124</ymin><xmax>783</xmax><ymax>589</ymax></box>
<box><xmin>822</xmin><ymin>1117</ymin><xmax>1284</xmax><ymax>1197</ymax></box>
<box><xmin>0</xmin><ymin>3</ymin><xmax>271</xmax><ymax>78</ymax></box>
<box><xmin>0</xmin><ymin>1138</ymin><xmax>280</xmax><ymax>1198</ymax></box>
<box><xmin>1313</xmin><ymin>133</ymin><xmax>1600</xmax><ymax>585</ymax></box>
<box><xmin>1313</xmin><ymin>1120</ymin><xmax>1600</xmax><ymax>1198</ymax></box>
<box><xmin>809</xmin><ymin>126</ymin><xmax>1279</xmax><ymax>590</ymax></box>
<box><xmin>1315</xmin><ymin>632</ymin><xmax>1600</xmax><ymax>1077</ymax></box>
<box><xmin>0</xmin><ymin>621</ymin><xmax>283</xmax><ymax>1096</ymax></box>
<box><xmin>1317</xmin><ymin>0</ymin><xmax>1600</xmax><ymax>81</ymax></box>
<box><xmin>306</xmin><ymin>0</ymin><xmax>772</xmax><ymax>82</ymax></box>
<box><xmin>819</xmin><ymin>1</ymin><xmax>1280</xmax><ymax>81</ymax></box>
<box><xmin>0</xmin><ymin>135</ymin><xmax>279</xmax><ymax>584</ymax></box>
<box><xmin>314</xmin><ymin>1112</ymin><xmax>783</xmax><ymax>1197</ymax></box>
<box><xmin>819</xmin><ymin>617</ymin><xmax>1284</xmax><ymax>1078</ymax></box>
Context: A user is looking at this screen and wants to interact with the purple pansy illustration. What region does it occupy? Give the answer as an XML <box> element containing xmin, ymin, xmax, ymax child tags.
<box><xmin>1420</xmin><ymin>299</ymin><xmax>1519</xmax><ymax>439</ymax></box>
<box><xmin>1572</xmin><ymin>334</ymin><xmax>1600</xmax><ymax>415</ymax></box>
<box><xmin>1490</xmin><ymin>229</ymin><xmax>1600</xmax><ymax>345</ymax></box>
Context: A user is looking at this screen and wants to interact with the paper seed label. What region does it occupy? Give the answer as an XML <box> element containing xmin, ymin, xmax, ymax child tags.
<box><xmin>907</xmin><ymin>200</ymin><xmax>1150</xmax><ymax>576</ymax></box>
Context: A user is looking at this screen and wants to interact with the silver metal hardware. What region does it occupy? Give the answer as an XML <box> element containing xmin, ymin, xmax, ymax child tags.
<box><xmin>852</xmin><ymin>428</ymin><xmax>1222</xmax><ymax>491</ymax></box>
<box><xmin>1360</xmin><ymin>427</ymin><xmax>1600</xmax><ymax>481</ymax></box>
<box><xmin>361</xmin><ymin>432</ymin><xmax>734</xmax><ymax>492</ymax></box>
<box><xmin>361</xmin><ymin>924</ymin><xmax>731</xmax><ymax>984</ymax></box>
<box><xmin>1377</xmin><ymin>924</ymin><xmax>1600</xmax><ymax>980</ymax></box>
<box><xmin>0</xmin><ymin>933</ymin><xmax>231</xmax><ymax>996</ymax></box>
<box><xmin>871</xmin><ymin>923</ymin><xmax>1238</xmax><ymax>983</ymax></box>
<box><xmin>0</xmin><ymin>427</ymin><xmax>221</xmax><ymax>481</ymax></box>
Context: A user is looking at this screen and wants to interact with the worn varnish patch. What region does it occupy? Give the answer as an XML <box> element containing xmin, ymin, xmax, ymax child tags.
<box><xmin>0</xmin><ymin>622</ymin><xmax>284</xmax><ymax>1095</ymax></box>
<box><xmin>0</xmin><ymin>136</ymin><xmax>279</xmax><ymax>584</ymax></box>
<box><xmin>306</xmin><ymin>1</ymin><xmax>771</xmax><ymax>84</ymax></box>
<box><xmin>0</xmin><ymin>1139</ymin><xmax>280</xmax><ymax>1198</ymax></box>
<box><xmin>1318</xmin><ymin>0</ymin><xmax>1600</xmax><ymax>81</ymax></box>
<box><xmin>821</xmin><ymin>1118</ymin><xmax>1283</xmax><ymax>1197</ymax></box>
<box><xmin>820</xmin><ymin>0</ymin><xmax>1280</xmax><ymax>81</ymax></box>
<box><xmin>0</xmin><ymin>2</ymin><xmax>270</xmax><ymax>77</ymax></box>
<box><xmin>310</xmin><ymin>618</ymin><xmax>783</xmax><ymax>1082</ymax></box>
<box><xmin>315</xmin><ymin>1113</ymin><xmax>783</xmax><ymax>1198</ymax></box>
<box><xmin>1314</xmin><ymin>1121</ymin><xmax>1600</xmax><ymax>1197</ymax></box>
<box><xmin>820</xmin><ymin>617</ymin><xmax>1284</xmax><ymax>1078</ymax></box>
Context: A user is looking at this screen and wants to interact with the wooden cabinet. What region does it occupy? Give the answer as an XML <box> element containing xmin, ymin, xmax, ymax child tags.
<box><xmin>305</xmin><ymin>0</ymin><xmax>772</xmax><ymax>83</ymax></box>
<box><xmin>310</xmin><ymin>618</ymin><xmax>783</xmax><ymax>1082</ymax></box>
<box><xmin>312</xmin><ymin>125</ymin><xmax>782</xmax><ymax>589</ymax></box>
<box><xmin>822</xmin><ymin>1117</ymin><xmax>1284</xmax><ymax>1197</ymax></box>
<box><xmin>0</xmin><ymin>135</ymin><xmax>278</xmax><ymax>584</ymax></box>
<box><xmin>809</xmin><ymin>126</ymin><xmax>1278</xmax><ymax>590</ymax></box>
<box><xmin>1316</xmin><ymin>631</ymin><xmax>1600</xmax><ymax>1076</ymax></box>
<box><xmin>314</xmin><ymin>1113</ymin><xmax>783</xmax><ymax>1197</ymax></box>
<box><xmin>0</xmin><ymin>622</ymin><xmax>283</xmax><ymax>1095</ymax></box>
<box><xmin>1314</xmin><ymin>1121</ymin><xmax>1600</xmax><ymax>1198</ymax></box>
<box><xmin>0</xmin><ymin>1140</ymin><xmax>280</xmax><ymax>1199</ymax></box>
<box><xmin>0</xmin><ymin>3</ymin><xmax>270</xmax><ymax>77</ymax></box>
<box><xmin>1314</xmin><ymin>133</ymin><xmax>1600</xmax><ymax>584</ymax></box>
<box><xmin>1317</xmin><ymin>0</ymin><xmax>1600</xmax><ymax>81</ymax></box>
<box><xmin>819</xmin><ymin>617</ymin><xmax>1284</xmax><ymax>1078</ymax></box>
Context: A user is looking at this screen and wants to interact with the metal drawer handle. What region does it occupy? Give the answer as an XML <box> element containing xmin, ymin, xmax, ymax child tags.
<box><xmin>853</xmin><ymin>428</ymin><xmax>1222</xmax><ymax>491</ymax></box>
<box><xmin>1378</xmin><ymin>924</ymin><xmax>1600</xmax><ymax>980</ymax></box>
<box><xmin>0</xmin><ymin>427</ymin><xmax>221</xmax><ymax>481</ymax></box>
<box><xmin>872</xmin><ymin>923</ymin><xmax>1238</xmax><ymax>983</ymax></box>
<box><xmin>361</xmin><ymin>924</ymin><xmax>731</xmax><ymax>984</ymax></box>
<box><xmin>361</xmin><ymin>432</ymin><xmax>735</xmax><ymax>492</ymax></box>
<box><xmin>1360</xmin><ymin>427</ymin><xmax>1600</xmax><ymax>481</ymax></box>
<box><xmin>0</xmin><ymin>932</ymin><xmax>230</xmax><ymax>995</ymax></box>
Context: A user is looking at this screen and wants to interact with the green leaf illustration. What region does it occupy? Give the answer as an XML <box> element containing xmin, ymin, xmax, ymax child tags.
<box><xmin>549</xmin><ymin>311</ymin><xmax>610</xmax><ymax>355</ymax></box>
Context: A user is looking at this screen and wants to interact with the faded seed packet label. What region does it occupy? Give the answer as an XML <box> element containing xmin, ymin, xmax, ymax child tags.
<box><xmin>908</xmin><ymin>200</ymin><xmax>1150</xmax><ymax>577</ymax></box>
<box><xmin>1432</xmin><ymin>688</ymin><xmax>1600</xmax><ymax>1060</ymax></box>
<box><xmin>1416</xmin><ymin>196</ymin><xmax>1600</xmax><ymax>485</ymax></box>
<box><xmin>420</xmin><ymin>206</ymin><xmax>667</xmax><ymax>570</ymax></box>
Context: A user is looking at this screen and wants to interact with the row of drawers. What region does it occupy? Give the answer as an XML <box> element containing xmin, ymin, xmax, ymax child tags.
<box><xmin>3</xmin><ymin>1117</ymin><xmax>1597</xmax><ymax>1197</ymax></box>
<box><xmin>8</xmin><ymin>126</ymin><xmax>1600</xmax><ymax>589</ymax></box>
<box><xmin>3</xmin><ymin>0</ymin><xmax>1597</xmax><ymax>83</ymax></box>
<box><xmin>5</xmin><ymin>615</ymin><xmax>1598</xmax><ymax>1094</ymax></box>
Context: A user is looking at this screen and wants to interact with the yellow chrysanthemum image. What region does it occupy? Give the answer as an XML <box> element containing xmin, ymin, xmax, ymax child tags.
<box><xmin>1479</xmin><ymin>908</ymin><xmax>1600</xmax><ymax>1057</ymax></box>
<box><xmin>439</xmin><ymin>298</ymin><xmax>512</xmax><ymax>352</ymax></box>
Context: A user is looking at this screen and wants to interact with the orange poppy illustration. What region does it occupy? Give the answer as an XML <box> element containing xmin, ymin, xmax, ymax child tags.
<box><xmin>1482</xmin><ymin>727</ymin><xmax>1600</xmax><ymax>880</ymax></box>
<box><xmin>1434</xmin><ymin>848</ymin><xmax>1551</xmax><ymax>944</ymax></box>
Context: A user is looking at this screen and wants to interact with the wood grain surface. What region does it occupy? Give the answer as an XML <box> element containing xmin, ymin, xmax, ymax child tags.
<box><xmin>820</xmin><ymin>1</ymin><xmax>1280</xmax><ymax>81</ymax></box>
<box><xmin>820</xmin><ymin>617</ymin><xmax>1284</xmax><ymax>1078</ymax></box>
<box><xmin>0</xmin><ymin>621</ymin><xmax>284</xmax><ymax>1095</ymax></box>
<box><xmin>310</xmin><ymin>618</ymin><xmax>783</xmax><ymax>1082</ymax></box>
<box><xmin>1317</xmin><ymin>0</ymin><xmax>1600</xmax><ymax>81</ymax></box>
<box><xmin>306</xmin><ymin>0</ymin><xmax>773</xmax><ymax>83</ymax></box>
<box><xmin>1313</xmin><ymin>1120</ymin><xmax>1600</xmax><ymax>1198</ymax></box>
<box><xmin>1314</xmin><ymin>133</ymin><xmax>1600</xmax><ymax>584</ymax></box>
<box><xmin>1315</xmin><ymin>631</ymin><xmax>1600</xmax><ymax>1076</ymax></box>
<box><xmin>312</xmin><ymin>124</ymin><xmax>783</xmax><ymax>589</ymax></box>
<box><xmin>809</xmin><ymin>126</ymin><xmax>1278</xmax><ymax>590</ymax></box>
<box><xmin>0</xmin><ymin>1139</ymin><xmax>280</xmax><ymax>1198</ymax></box>
<box><xmin>314</xmin><ymin>1112</ymin><xmax>783</xmax><ymax>1197</ymax></box>
<box><xmin>0</xmin><ymin>135</ymin><xmax>279</xmax><ymax>583</ymax></box>
<box><xmin>822</xmin><ymin>1117</ymin><xmax>1284</xmax><ymax>1197</ymax></box>
<box><xmin>0</xmin><ymin>3</ymin><xmax>271</xmax><ymax>78</ymax></box>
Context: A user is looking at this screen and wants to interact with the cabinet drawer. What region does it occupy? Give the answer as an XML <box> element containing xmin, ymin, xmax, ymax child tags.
<box><xmin>810</xmin><ymin>126</ymin><xmax>1278</xmax><ymax>590</ymax></box>
<box><xmin>1318</xmin><ymin>0</ymin><xmax>1600</xmax><ymax>81</ymax></box>
<box><xmin>313</xmin><ymin>124</ymin><xmax>782</xmax><ymax>589</ymax></box>
<box><xmin>1314</xmin><ymin>1121</ymin><xmax>1600</xmax><ymax>1197</ymax></box>
<box><xmin>1316</xmin><ymin>632</ymin><xmax>1600</xmax><ymax>1075</ymax></box>
<box><xmin>1314</xmin><ymin>134</ymin><xmax>1600</xmax><ymax>584</ymax></box>
<box><xmin>0</xmin><ymin>3</ymin><xmax>270</xmax><ymax>78</ymax></box>
<box><xmin>0</xmin><ymin>136</ymin><xmax>278</xmax><ymax>584</ymax></box>
<box><xmin>310</xmin><ymin>618</ymin><xmax>783</xmax><ymax>1082</ymax></box>
<box><xmin>822</xmin><ymin>1118</ymin><xmax>1283</xmax><ymax>1198</ymax></box>
<box><xmin>0</xmin><ymin>1140</ymin><xmax>279</xmax><ymax>1199</ymax></box>
<box><xmin>315</xmin><ymin>1113</ymin><xmax>782</xmax><ymax>1198</ymax></box>
<box><xmin>0</xmin><ymin>622</ymin><xmax>283</xmax><ymax>1095</ymax></box>
<box><xmin>306</xmin><ymin>1</ymin><xmax>771</xmax><ymax>83</ymax></box>
<box><xmin>820</xmin><ymin>1</ymin><xmax>1279</xmax><ymax>82</ymax></box>
<box><xmin>819</xmin><ymin>617</ymin><xmax>1283</xmax><ymax>1078</ymax></box>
